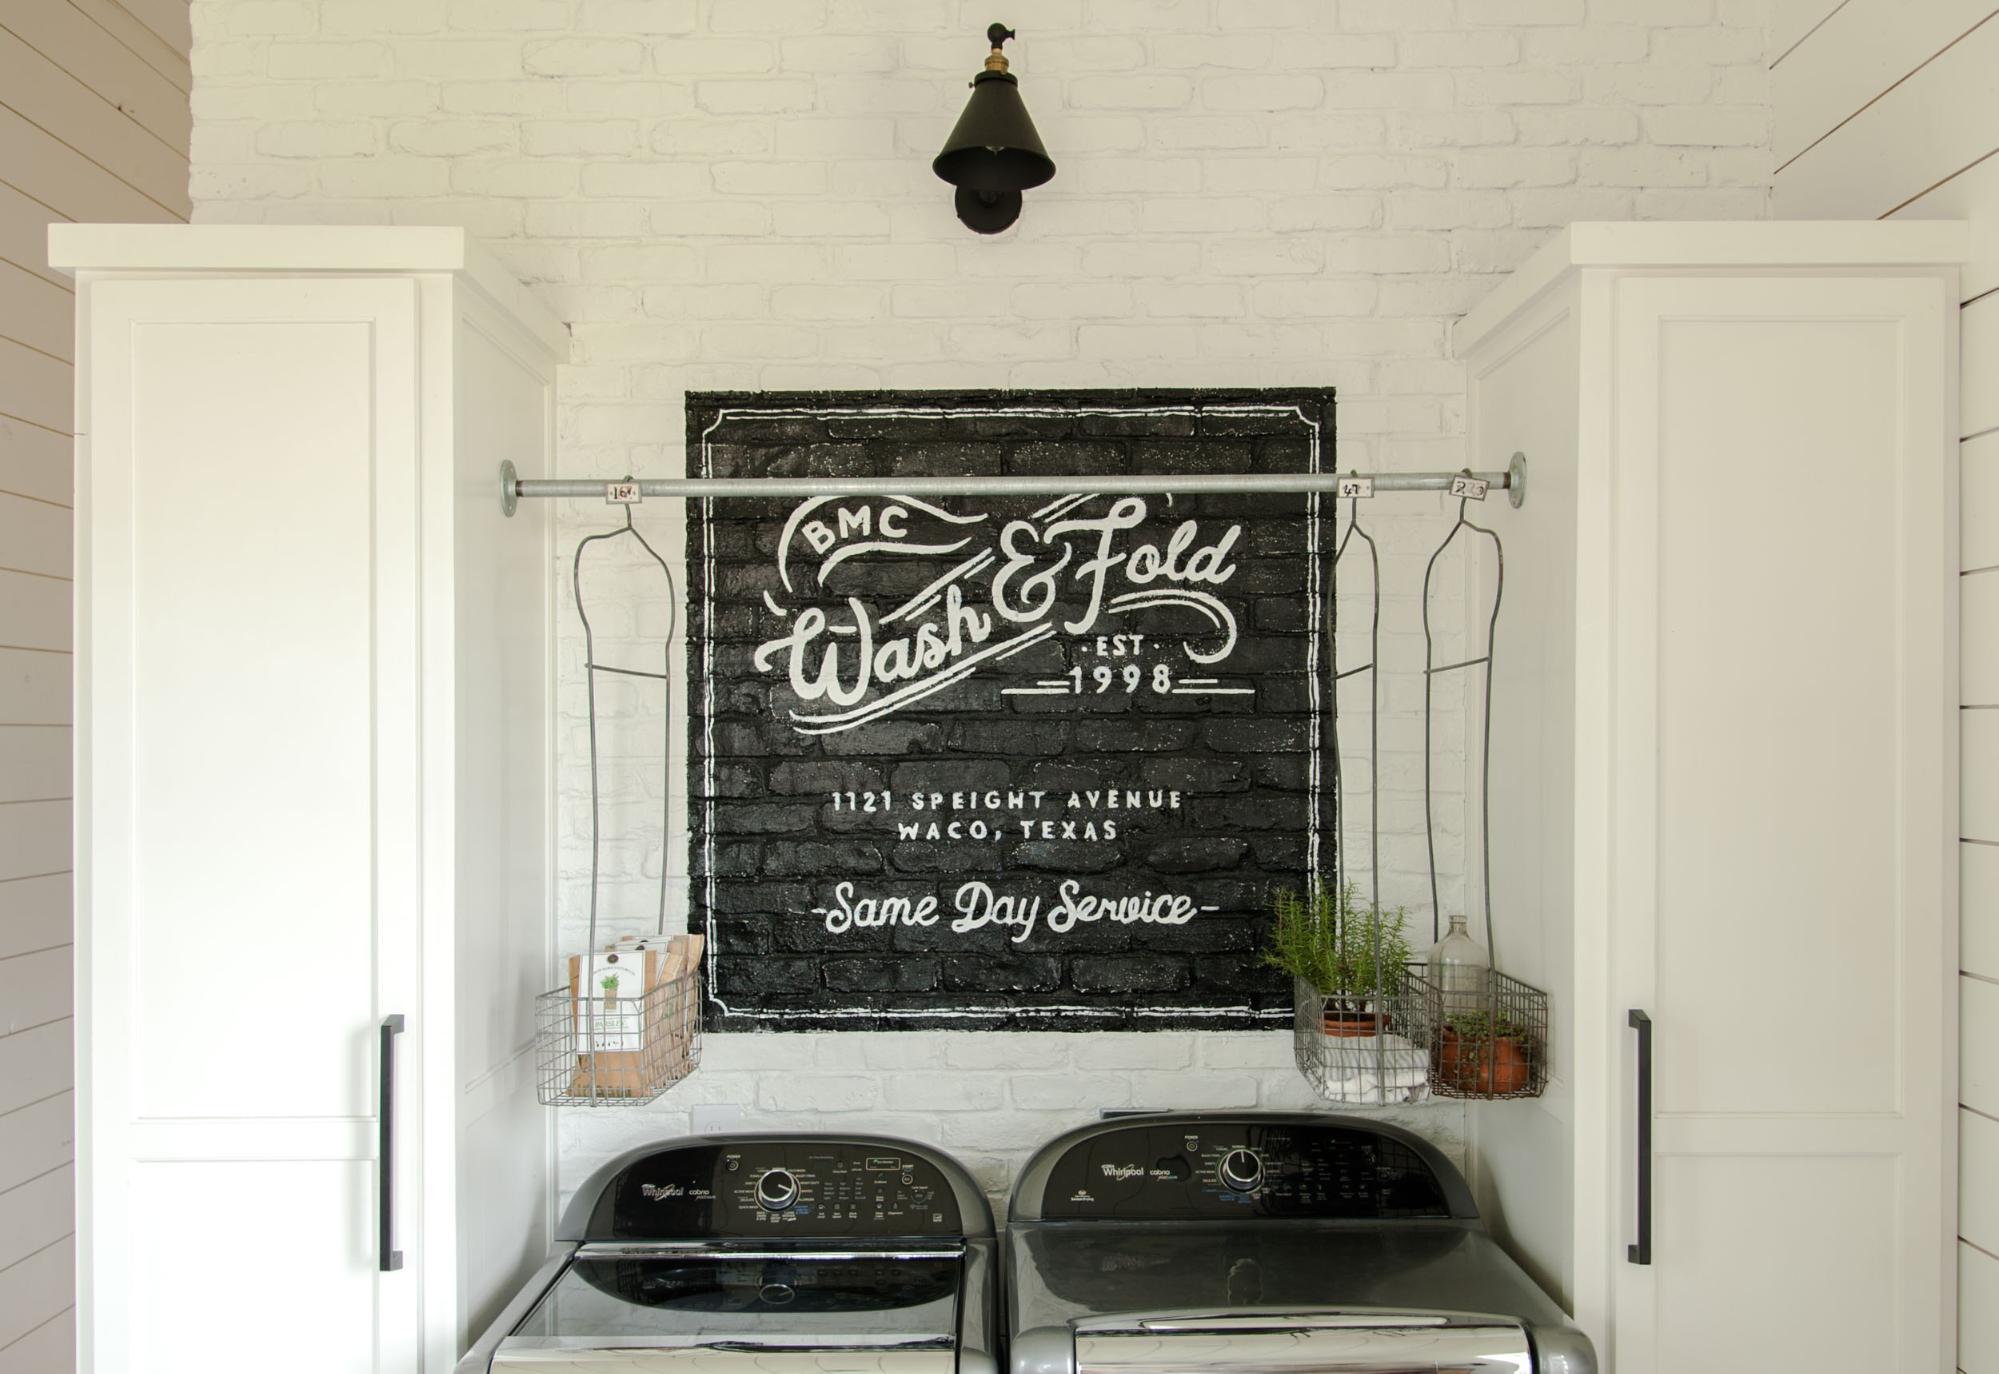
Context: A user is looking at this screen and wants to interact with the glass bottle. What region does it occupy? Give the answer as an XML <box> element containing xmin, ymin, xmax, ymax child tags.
<box><xmin>1426</xmin><ymin>914</ymin><xmax>1491</xmax><ymax>1020</ymax></box>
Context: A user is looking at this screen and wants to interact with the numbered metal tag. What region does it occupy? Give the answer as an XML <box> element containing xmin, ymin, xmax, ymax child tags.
<box><xmin>1449</xmin><ymin>474</ymin><xmax>1490</xmax><ymax>501</ymax></box>
<box><xmin>1337</xmin><ymin>475</ymin><xmax>1374</xmax><ymax>499</ymax></box>
<box><xmin>606</xmin><ymin>480</ymin><xmax>642</xmax><ymax>505</ymax></box>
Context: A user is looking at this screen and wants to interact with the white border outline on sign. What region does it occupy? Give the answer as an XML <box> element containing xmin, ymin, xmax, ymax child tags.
<box><xmin>697</xmin><ymin>401</ymin><xmax>1325</xmax><ymax>1023</ymax></box>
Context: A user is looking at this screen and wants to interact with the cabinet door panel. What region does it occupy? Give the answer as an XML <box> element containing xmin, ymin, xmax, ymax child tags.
<box><xmin>126</xmin><ymin>318</ymin><xmax>379</xmax><ymax>1120</ymax></box>
<box><xmin>1610</xmin><ymin>275</ymin><xmax>1955</xmax><ymax>1372</ymax></box>
<box><xmin>81</xmin><ymin>276</ymin><xmax>422</xmax><ymax>1373</ymax></box>
<box><xmin>130</xmin><ymin>1161</ymin><xmax>378</xmax><ymax>1374</ymax></box>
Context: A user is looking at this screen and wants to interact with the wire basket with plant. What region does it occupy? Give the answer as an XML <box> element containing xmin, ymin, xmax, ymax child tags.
<box><xmin>1265</xmin><ymin>880</ymin><xmax>1413</xmax><ymax>1036</ymax></box>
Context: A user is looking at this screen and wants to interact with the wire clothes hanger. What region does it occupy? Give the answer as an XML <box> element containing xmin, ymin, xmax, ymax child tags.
<box><xmin>1421</xmin><ymin>477</ymin><xmax>1504</xmax><ymax>964</ymax></box>
<box><xmin>571</xmin><ymin>493</ymin><xmax>677</xmax><ymax>1094</ymax></box>
<box><xmin>1331</xmin><ymin>478</ymin><xmax>1382</xmax><ymax>941</ymax></box>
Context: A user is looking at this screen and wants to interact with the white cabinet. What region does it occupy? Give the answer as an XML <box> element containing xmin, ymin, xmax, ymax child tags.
<box><xmin>54</xmin><ymin>226</ymin><xmax>564</xmax><ymax>1373</ymax></box>
<box><xmin>1458</xmin><ymin>222</ymin><xmax>1965</xmax><ymax>1372</ymax></box>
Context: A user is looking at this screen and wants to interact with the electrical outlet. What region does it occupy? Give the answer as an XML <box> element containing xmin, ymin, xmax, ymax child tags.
<box><xmin>691</xmin><ymin>1105</ymin><xmax>743</xmax><ymax>1134</ymax></box>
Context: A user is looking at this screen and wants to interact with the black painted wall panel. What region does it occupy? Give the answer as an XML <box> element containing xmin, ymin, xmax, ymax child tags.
<box><xmin>687</xmin><ymin>389</ymin><xmax>1336</xmax><ymax>1030</ymax></box>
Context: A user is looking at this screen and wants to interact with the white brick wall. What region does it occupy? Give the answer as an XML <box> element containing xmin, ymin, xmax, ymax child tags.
<box><xmin>188</xmin><ymin>0</ymin><xmax>1773</xmax><ymax>1212</ymax></box>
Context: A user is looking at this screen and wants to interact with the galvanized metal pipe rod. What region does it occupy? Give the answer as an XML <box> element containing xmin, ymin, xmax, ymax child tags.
<box><xmin>500</xmin><ymin>453</ymin><xmax>1527</xmax><ymax>511</ymax></box>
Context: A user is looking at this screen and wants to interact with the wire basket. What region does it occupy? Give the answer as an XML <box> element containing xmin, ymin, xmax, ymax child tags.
<box><xmin>1405</xmin><ymin>967</ymin><xmax>1548</xmax><ymax>1100</ymax></box>
<box><xmin>1292</xmin><ymin>975</ymin><xmax>1434</xmax><ymax>1107</ymax></box>
<box><xmin>535</xmin><ymin>965</ymin><xmax>702</xmax><ymax>1106</ymax></box>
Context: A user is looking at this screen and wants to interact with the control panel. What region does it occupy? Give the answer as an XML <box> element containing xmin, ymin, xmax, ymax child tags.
<box><xmin>1038</xmin><ymin>1120</ymin><xmax>1451</xmax><ymax>1220</ymax></box>
<box><xmin>588</xmin><ymin>1141</ymin><xmax>965</xmax><ymax>1240</ymax></box>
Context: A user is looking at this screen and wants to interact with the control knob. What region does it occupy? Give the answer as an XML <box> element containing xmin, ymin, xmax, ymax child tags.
<box><xmin>1219</xmin><ymin>1148</ymin><xmax>1264</xmax><ymax>1193</ymax></box>
<box><xmin>756</xmin><ymin>1168</ymin><xmax>800</xmax><ymax>1212</ymax></box>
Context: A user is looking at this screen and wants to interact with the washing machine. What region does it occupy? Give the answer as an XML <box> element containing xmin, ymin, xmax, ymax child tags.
<box><xmin>458</xmin><ymin>1133</ymin><xmax>999</xmax><ymax>1374</ymax></box>
<box><xmin>1005</xmin><ymin>1112</ymin><xmax>1594</xmax><ymax>1374</ymax></box>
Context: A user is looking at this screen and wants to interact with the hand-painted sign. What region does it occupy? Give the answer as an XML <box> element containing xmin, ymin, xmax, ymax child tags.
<box><xmin>688</xmin><ymin>390</ymin><xmax>1337</xmax><ymax>1030</ymax></box>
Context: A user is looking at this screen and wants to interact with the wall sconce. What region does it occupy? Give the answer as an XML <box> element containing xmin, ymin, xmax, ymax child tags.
<box><xmin>932</xmin><ymin>23</ymin><xmax>1056</xmax><ymax>234</ymax></box>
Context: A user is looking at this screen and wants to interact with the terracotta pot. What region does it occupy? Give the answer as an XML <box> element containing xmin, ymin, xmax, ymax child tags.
<box><xmin>1323</xmin><ymin>1011</ymin><xmax>1390</xmax><ymax>1038</ymax></box>
<box><xmin>1438</xmin><ymin>1028</ymin><xmax>1531</xmax><ymax>1094</ymax></box>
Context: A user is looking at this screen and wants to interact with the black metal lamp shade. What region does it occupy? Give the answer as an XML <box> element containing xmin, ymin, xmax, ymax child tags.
<box><xmin>933</xmin><ymin>24</ymin><xmax>1055</xmax><ymax>233</ymax></box>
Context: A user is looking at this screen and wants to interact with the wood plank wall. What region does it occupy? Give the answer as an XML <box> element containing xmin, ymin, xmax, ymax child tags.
<box><xmin>1771</xmin><ymin>5</ymin><xmax>1999</xmax><ymax>1369</ymax></box>
<box><xmin>0</xmin><ymin>2</ymin><xmax>189</xmax><ymax>1369</ymax></box>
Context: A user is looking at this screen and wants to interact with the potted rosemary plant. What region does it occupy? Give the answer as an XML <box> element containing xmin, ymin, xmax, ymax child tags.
<box><xmin>1264</xmin><ymin>881</ymin><xmax>1412</xmax><ymax>1036</ymax></box>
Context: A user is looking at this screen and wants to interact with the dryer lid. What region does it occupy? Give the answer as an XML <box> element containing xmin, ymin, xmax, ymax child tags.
<box><xmin>1075</xmin><ymin>1310</ymin><xmax>1532</xmax><ymax>1374</ymax></box>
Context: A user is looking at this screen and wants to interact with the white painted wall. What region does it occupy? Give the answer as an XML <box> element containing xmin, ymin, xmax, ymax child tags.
<box><xmin>0</xmin><ymin>3</ymin><xmax>190</xmax><ymax>1369</ymax></box>
<box><xmin>184</xmin><ymin>0</ymin><xmax>1777</xmax><ymax>1222</ymax></box>
<box><xmin>1769</xmin><ymin>6</ymin><xmax>1999</xmax><ymax>1369</ymax></box>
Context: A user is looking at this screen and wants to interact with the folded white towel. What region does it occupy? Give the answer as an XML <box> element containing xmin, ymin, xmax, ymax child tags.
<box><xmin>1314</xmin><ymin>1032</ymin><xmax>1429</xmax><ymax>1101</ymax></box>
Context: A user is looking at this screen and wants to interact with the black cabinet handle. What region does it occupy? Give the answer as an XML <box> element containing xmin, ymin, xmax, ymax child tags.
<box><xmin>379</xmin><ymin>1014</ymin><xmax>406</xmax><ymax>1273</ymax></box>
<box><xmin>1627</xmin><ymin>1008</ymin><xmax>1652</xmax><ymax>1266</ymax></box>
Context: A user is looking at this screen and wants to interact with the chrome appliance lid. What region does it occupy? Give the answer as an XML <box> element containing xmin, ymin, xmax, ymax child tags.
<box><xmin>496</xmin><ymin>1249</ymin><xmax>964</xmax><ymax>1355</ymax></box>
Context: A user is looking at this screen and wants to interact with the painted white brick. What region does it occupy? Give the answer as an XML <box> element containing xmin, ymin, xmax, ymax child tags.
<box><xmin>265</xmin><ymin>42</ymin><xmax>394</xmax><ymax>78</ymax></box>
<box><xmin>757</xmin><ymin>1074</ymin><xmax>882</xmax><ymax>1112</ymax></box>
<box><xmin>1249</xmin><ymin>278</ymin><xmax>1379</xmax><ymax>317</ymax></box>
<box><xmin>320</xmin><ymin>0</ymin><xmax>444</xmax><ymax>34</ymax></box>
<box><xmin>448</xmin><ymin>0</ymin><xmax>571</xmax><ymax>30</ymax></box>
<box><xmin>224</xmin><ymin>0</ymin><xmax>313</xmax><ymax>35</ymax></box>
<box><xmin>696</xmin><ymin>78</ymin><xmax>818</xmax><ymax>114</ymax></box>
<box><xmin>1267</xmin><ymin>112</ymin><xmax>1389</xmax><ymax>149</ymax></box>
<box><xmin>1323</xmin><ymin>71</ymin><xmax>1456</xmax><ymax>110</ymax></box>
<box><xmin>832</xmin><ymin>243</ymin><xmax>957</xmax><ymax>279</ymax></box>
<box><xmin>522</xmin><ymin>119</ymin><xmax>641</xmax><ymax>155</ymax></box>
<box><xmin>390</xmin><ymin>119</ymin><xmax>512</xmax><ymax>159</ymax></box>
<box><xmin>577</xmin><ymin>161</ymin><xmax>705</xmax><ymax>197</ymax></box>
<box><xmin>579</xmin><ymin>0</ymin><xmax>697</xmax><ymax>33</ymax></box>
<box><xmin>1394</xmin><ymin>110</ymin><xmax>1516</xmax><ymax>148</ymax></box>
<box><xmin>1069</xmin><ymin>75</ymin><xmax>1196</xmax><ymax>109</ymax></box>
<box><xmin>525</xmin><ymin>201</ymin><xmax>649</xmax><ymax>237</ymax></box>
<box><xmin>1321</xmin><ymin>153</ymin><xmax>1450</xmax><ymax>189</ymax></box>
<box><xmin>1514</xmin><ymin>106</ymin><xmax>1640</xmax><ymax>145</ymax></box>
<box><xmin>1400</xmin><ymin>30</ymin><xmax>1521</xmax><ymax>66</ymax></box>
<box><xmin>449</xmin><ymin>157</ymin><xmax>583</xmax><ymax>197</ymax></box>
<box><xmin>317</xmin><ymin>81</ymin><xmax>441</xmax><ymax>116</ymax></box>
<box><xmin>319</xmin><ymin>156</ymin><xmax>448</xmax><ymax>197</ymax></box>
<box><xmin>1389</xmin><ymin>190</ymin><xmax>1512</xmax><ymax>229</ymax></box>
<box><xmin>707</xmin><ymin>0</ymin><xmax>829</xmax><ymax>34</ymax></box>
<box><xmin>254</xmin><ymin>120</ymin><xmax>379</xmax><ymax>157</ymax></box>
<box><xmin>884</xmin><ymin>1072</ymin><xmax>1006</xmax><ymax>1112</ymax></box>
<box><xmin>1152</xmin><ymin>33</ymin><xmax>1274</xmax><ymax>68</ymax></box>
<box><xmin>395</xmin><ymin>37</ymin><xmax>540</xmax><ymax>77</ymax></box>
<box><xmin>1013</xmin><ymin>282</ymin><xmax>1135</xmax><ymax>318</ymax></box>
<box><xmin>1137</xmin><ymin>281</ymin><xmax>1246</xmax><ymax>317</ymax></box>
<box><xmin>1641</xmin><ymin>104</ymin><xmax>1768</xmax><ymax>148</ymax></box>
<box><xmin>1583</xmin><ymin>64</ymin><xmax>1713</xmax><ymax>105</ymax></box>
<box><xmin>1072</xmin><ymin>1036</ymin><xmax>1194</xmax><ymax>1070</ymax></box>
<box><xmin>1454</xmin><ymin>68</ymin><xmax>1578</xmax><ymax>104</ymax></box>
<box><xmin>1012</xmin><ymin>1073</ymin><xmax>1137</xmax><ymax>1109</ymax></box>
<box><xmin>1340</xmin><ymin>0</ymin><xmax>1453</xmax><ymax>29</ymax></box>
<box><xmin>1461</xmin><ymin>0</ymin><xmax>1585</xmax><ymax>22</ymax></box>
<box><xmin>1453</xmin><ymin>147</ymin><xmax>1577</xmax><ymax>187</ymax></box>
<box><xmin>568</xmin><ymin>82</ymin><xmax>697</xmax><ymax>115</ymax></box>
<box><xmin>1127</xmin><ymin>1071</ymin><xmax>1260</xmax><ymax>1107</ymax></box>
<box><xmin>440</xmin><ymin>79</ymin><xmax>568</xmax><ymax>113</ymax></box>
<box><xmin>524</xmin><ymin>36</ymin><xmax>647</xmax><ymax>74</ymax></box>
<box><xmin>653</xmin><ymin>37</ymin><xmax>774</xmax><ymax>73</ymax></box>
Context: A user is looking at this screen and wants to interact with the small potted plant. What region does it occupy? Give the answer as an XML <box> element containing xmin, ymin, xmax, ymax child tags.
<box><xmin>1437</xmin><ymin>1009</ymin><xmax>1532</xmax><ymax>1095</ymax></box>
<box><xmin>1264</xmin><ymin>881</ymin><xmax>1412</xmax><ymax>1036</ymax></box>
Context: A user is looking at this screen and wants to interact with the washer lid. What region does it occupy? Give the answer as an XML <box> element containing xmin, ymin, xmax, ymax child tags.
<box><xmin>1075</xmin><ymin>1311</ymin><xmax>1532</xmax><ymax>1374</ymax></box>
<box><xmin>498</xmin><ymin>1250</ymin><xmax>965</xmax><ymax>1353</ymax></box>
<box><xmin>1006</xmin><ymin>1224</ymin><xmax>1573</xmax><ymax>1336</ymax></box>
